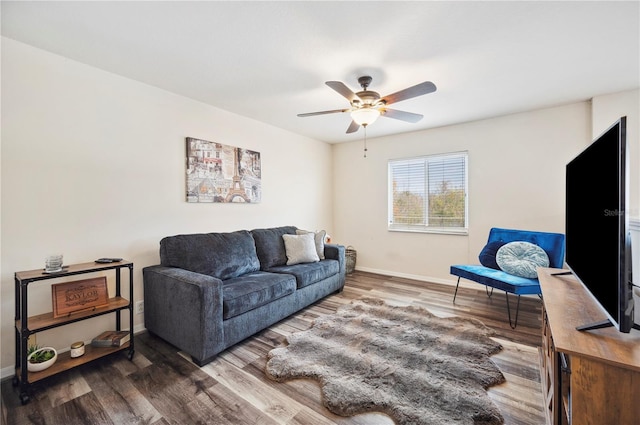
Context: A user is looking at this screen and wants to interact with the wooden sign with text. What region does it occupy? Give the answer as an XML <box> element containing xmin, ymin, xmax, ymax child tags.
<box><xmin>52</xmin><ymin>277</ymin><xmax>109</xmax><ymax>318</ymax></box>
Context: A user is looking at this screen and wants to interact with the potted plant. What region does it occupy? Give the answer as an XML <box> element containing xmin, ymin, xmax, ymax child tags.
<box><xmin>27</xmin><ymin>345</ymin><xmax>57</xmax><ymax>372</ymax></box>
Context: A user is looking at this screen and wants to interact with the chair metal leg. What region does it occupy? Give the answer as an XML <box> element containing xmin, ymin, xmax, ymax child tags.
<box><xmin>453</xmin><ymin>277</ymin><xmax>520</xmax><ymax>328</ymax></box>
<box><xmin>485</xmin><ymin>286</ymin><xmax>494</xmax><ymax>298</ymax></box>
<box><xmin>505</xmin><ymin>292</ymin><xmax>521</xmax><ymax>329</ymax></box>
<box><xmin>455</xmin><ymin>279</ymin><xmax>495</xmax><ymax>302</ymax></box>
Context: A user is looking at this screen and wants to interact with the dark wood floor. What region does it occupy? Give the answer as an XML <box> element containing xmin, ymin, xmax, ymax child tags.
<box><xmin>2</xmin><ymin>271</ymin><xmax>546</xmax><ymax>425</ymax></box>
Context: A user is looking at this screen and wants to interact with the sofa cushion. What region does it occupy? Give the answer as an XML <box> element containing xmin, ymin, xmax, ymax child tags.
<box><xmin>283</xmin><ymin>233</ymin><xmax>320</xmax><ymax>265</ymax></box>
<box><xmin>496</xmin><ymin>241</ymin><xmax>550</xmax><ymax>279</ymax></box>
<box><xmin>450</xmin><ymin>264</ymin><xmax>542</xmax><ymax>295</ymax></box>
<box><xmin>251</xmin><ymin>226</ymin><xmax>297</xmax><ymax>269</ymax></box>
<box><xmin>222</xmin><ymin>271</ymin><xmax>296</xmax><ymax>319</ymax></box>
<box><xmin>160</xmin><ymin>230</ymin><xmax>260</xmax><ymax>280</ymax></box>
<box><xmin>296</xmin><ymin>229</ymin><xmax>326</xmax><ymax>260</ymax></box>
<box><xmin>269</xmin><ymin>259</ymin><xmax>340</xmax><ymax>289</ymax></box>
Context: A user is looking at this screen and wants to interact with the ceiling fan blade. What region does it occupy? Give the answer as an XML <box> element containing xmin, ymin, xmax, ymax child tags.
<box><xmin>297</xmin><ymin>109</ymin><xmax>349</xmax><ymax>117</ymax></box>
<box><xmin>382</xmin><ymin>108</ymin><xmax>424</xmax><ymax>123</ymax></box>
<box><xmin>346</xmin><ymin>120</ymin><xmax>360</xmax><ymax>134</ymax></box>
<box><xmin>326</xmin><ymin>81</ymin><xmax>360</xmax><ymax>103</ymax></box>
<box><xmin>381</xmin><ymin>81</ymin><xmax>436</xmax><ymax>105</ymax></box>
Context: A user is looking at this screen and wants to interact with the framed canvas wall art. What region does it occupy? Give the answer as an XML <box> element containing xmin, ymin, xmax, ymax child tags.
<box><xmin>186</xmin><ymin>137</ymin><xmax>261</xmax><ymax>203</ymax></box>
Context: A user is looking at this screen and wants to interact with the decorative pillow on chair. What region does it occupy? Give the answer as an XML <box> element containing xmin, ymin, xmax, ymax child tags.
<box><xmin>496</xmin><ymin>241</ymin><xmax>550</xmax><ymax>279</ymax></box>
<box><xmin>283</xmin><ymin>233</ymin><xmax>320</xmax><ymax>265</ymax></box>
<box><xmin>478</xmin><ymin>241</ymin><xmax>506</xmax><ymax>269</ymax></box>
<box><xmin>296</xmin><ymin>229</ymin><xmax>326</xmax><ymax>260</ymax></box>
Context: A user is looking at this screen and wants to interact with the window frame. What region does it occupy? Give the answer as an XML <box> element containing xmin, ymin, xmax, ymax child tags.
<box><xmin>387</xmin><ymin>151</ymin><xmax>468</xmax><ymax>235</ymax></box>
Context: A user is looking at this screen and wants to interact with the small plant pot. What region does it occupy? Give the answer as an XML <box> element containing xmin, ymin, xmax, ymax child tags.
<box><xmin>27</xmin><ymin>347</ymin><xmax>57</xmax><ymax>372</ymax></box>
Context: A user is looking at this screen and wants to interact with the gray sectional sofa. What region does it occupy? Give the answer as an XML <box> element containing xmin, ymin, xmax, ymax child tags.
<box><xmin>142</xmin><ymin>226</ymin><xmax>346</xmax><ymax>366</ymax></box>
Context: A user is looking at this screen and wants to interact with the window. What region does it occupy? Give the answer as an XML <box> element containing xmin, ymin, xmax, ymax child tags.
<box><xmin>388</xmin><ymin>152</ymin><xmax>468</xmax><ymax>234</ymax></box>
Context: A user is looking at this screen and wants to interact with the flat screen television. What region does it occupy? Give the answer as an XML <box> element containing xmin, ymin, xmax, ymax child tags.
<box><xmin>565</xmin><ymin>116</ymin><xmax>637</xmax><ymax>333</ymax></box>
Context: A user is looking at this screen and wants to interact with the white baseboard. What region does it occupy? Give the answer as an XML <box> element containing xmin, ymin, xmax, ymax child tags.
<box><xmin>353</xmin><ymin>266</ymin><xmax>480</xmax><ymax>290</ymax></box>
<box><xmin>353</xmin><ymin>266</ymin><xmax>547</xmax><ymax>295</ymax></box>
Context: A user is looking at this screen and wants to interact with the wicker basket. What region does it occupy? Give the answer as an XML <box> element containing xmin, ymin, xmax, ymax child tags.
<box><xmin>345</xmin><ymin>246</ymin><xmax>357</xmax><ymax>274</ymax></box>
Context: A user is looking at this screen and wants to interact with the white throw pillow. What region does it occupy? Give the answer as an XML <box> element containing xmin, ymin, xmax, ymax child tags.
<box><xmin>296</xmin><ymin>229</ymin><xmax>326</xmax><ymax>260</ymax></box>
<box><xmin>283</xmin><ymin>233</ymin><xmax>320</xmax><ymax>265</ymax></box>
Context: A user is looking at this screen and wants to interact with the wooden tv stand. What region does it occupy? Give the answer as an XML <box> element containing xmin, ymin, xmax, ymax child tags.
<box><xmin>538</xmin><ymin>268</ymin><xmax>640</xmax><ymax>425</ymax></box>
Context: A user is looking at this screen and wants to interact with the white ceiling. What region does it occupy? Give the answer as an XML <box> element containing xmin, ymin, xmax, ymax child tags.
<box><xmin>2</xmin><ymin>1</ymin><xmax>639</xmax><ymax>143</ymax></box>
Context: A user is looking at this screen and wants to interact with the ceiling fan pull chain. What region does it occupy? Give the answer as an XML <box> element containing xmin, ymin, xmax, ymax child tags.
<box><xmin>363</xmin><ymin>125</ymin><xmax>368</xmax><ymax>158</ymax></box>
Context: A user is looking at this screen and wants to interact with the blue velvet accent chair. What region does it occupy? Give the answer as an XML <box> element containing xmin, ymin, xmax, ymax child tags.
<box><xmin>450</xmin><ymin>227</ymin><xmax>565</xmax><ymax>328</ymax></box>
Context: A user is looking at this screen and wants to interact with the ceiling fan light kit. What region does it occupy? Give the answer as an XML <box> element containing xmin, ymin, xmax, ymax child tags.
<box><xmin>351</xmin><ymin>107</ymin><xmax>380</xmax><ymax>126</ymax></box>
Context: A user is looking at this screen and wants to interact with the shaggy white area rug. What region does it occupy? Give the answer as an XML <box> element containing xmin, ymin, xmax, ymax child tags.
<box><xmin>265</xmin><ymin>297</ymin><xmax>505</xmax><ymax>425</ymax></box>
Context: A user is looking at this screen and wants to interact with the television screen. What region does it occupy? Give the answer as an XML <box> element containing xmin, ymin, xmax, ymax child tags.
<box><xmin>565</xmin><ymin>116</ymin><xmax>635</xmax><ymax>332</ymax></box>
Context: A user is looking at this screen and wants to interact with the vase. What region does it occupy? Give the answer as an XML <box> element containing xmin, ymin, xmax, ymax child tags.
<box><xmin>27</xmin><ymin>347</ymin><xmax>57</xmax><ymax>372</ymax></box>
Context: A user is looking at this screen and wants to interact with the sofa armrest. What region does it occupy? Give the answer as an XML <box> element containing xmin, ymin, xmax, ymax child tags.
<box><xmin>324</xmin><ymin>244</ymin><xmax>346</xmax><ymax>286</ymax></box>
<box><xmin>143</xmin><ymin>265</ymin><xmax>225</xmax><ymax>363</ymax></box>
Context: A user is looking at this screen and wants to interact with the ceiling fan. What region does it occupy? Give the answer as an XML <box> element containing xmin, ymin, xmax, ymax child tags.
<box><xmin>298</xmin><ymin>76</ymin><xmax>437</xmax><ymax>133</ymax></box>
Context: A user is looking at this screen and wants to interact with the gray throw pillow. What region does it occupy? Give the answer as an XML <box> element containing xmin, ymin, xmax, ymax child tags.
<box><xmin>283</xmin><ymin>233</ymin><xmax>320</xmax><ymax>265</ymax></box>
<box><xmin>496</xmin><ymin>241</ymin><xmax>550</xmax><ymax>279</ymax></box>
<box><xmin>296</xmin><ymin>229</ymin><xmax>326</xmax><ymax>260</ymax></box>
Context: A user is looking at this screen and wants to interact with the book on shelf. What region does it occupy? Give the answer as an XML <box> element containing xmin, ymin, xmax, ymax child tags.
<box><xmin>91</xmin><ymin>330</ymin><xmax>130</xmax><ymax>347</ymax></box>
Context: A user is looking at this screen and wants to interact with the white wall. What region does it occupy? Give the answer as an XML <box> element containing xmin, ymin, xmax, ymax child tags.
<box><xmin>332</xmin><ymin>103</ymin><xmax>591</xmax><ymax>284</ymax></box>
<box><xmin>591</xmin><ymin>89</ymin><xmax>640</xmax><ymax>321</ymax></box>
<box><xmin>0</xmin><ymin>38</ymin><xmax>334</xmax><ymax>372</ymax></box>
<box><xmin>592</xmin><ymin>89</ymin><xmax>640</xmax><ymax>217</ymax></box>
<box><xmin>3</xmin><ymin>36</ymin><xmax>638</xmax><ymax>375</ymax></box>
